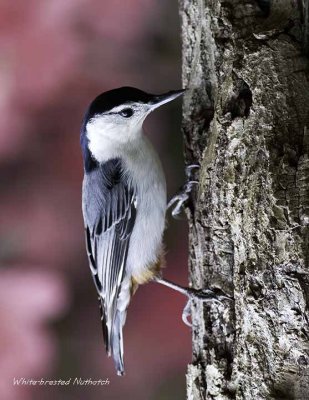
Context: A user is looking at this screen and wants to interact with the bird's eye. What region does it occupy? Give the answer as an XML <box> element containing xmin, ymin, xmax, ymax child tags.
<box><xmin>119</xmin><ymin>108</ymin><xmax>134</xmax><ymax>118</ymax></box>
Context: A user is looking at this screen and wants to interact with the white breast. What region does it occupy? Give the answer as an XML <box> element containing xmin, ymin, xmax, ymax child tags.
<box><xmin>123</xmin><ymin>136</ymin><xmax>167</xmax><ymax>279</ymax></box>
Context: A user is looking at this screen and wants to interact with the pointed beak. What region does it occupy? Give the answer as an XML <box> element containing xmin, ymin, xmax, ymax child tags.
<box><xmin>148</xmin><ymin>89</ymin><xmax>185</xmax><ymax>110</ymax></box>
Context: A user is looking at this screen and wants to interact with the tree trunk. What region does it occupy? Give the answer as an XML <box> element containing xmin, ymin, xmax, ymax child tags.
<box><xmin>179</xmin><ymin>1</ymin><xmax>309</xmax><ymax>399</ymax></box>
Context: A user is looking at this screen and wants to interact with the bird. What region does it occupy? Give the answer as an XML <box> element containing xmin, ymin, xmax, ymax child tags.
<box><xmin>80</xmin><ymin>86</ymin><xmax>227</xmax><ymax>376</ymax></box>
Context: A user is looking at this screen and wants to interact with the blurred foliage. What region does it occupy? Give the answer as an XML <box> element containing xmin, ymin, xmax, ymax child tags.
<box><xmin>0</xmin><ymin>1</ymin><xmax>190</xmax><ymax>399</ymax></box>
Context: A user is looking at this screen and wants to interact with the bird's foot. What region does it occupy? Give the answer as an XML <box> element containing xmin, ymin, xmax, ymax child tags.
<box><xmin>182</xmin><ymin>287</ymin><xmax>232</xmax><ymax>327</ymax></box>
<box><xmin>167</xmin><ymin>164</ymin><xmax>200</xmax><ymax>219</ymax></box>
<box><xmin>153</xmin><ymin>277</ymin><xmax>232</xmax><ymax>327</ymax></box>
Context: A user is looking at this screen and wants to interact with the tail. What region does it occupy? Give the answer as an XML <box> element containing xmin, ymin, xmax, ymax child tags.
<box><xmin>111</xmin><ymin>310</ymin><xmax>126</xmax><ymax>376</ymax></box>
<box><xmin>98</xmin><ymin>285</ymin><xmax>130</xmax><ymax>376</ymax></box>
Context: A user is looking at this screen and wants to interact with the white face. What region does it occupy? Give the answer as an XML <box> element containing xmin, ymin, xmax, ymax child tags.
<box><xmin>85</xmin><ymin>90</ymin><xmax>184</xmax><ymax>163</ymax></box>
<box><xmin>86</xmin><ymin>102</ymin><xmax>151</xmax><ymax>145</ymax></box>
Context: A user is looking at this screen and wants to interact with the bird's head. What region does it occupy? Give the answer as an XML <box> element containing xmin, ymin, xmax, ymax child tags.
<box><xmin>82</xmin><ymin>86</ymin><xmax>185</xmax><ymax>145</ymax></box>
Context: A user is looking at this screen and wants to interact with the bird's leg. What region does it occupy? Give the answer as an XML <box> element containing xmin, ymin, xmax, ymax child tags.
<box><xmin>167</xmin><ymin>164</ymin><xmax>200</xmax><ymax>219</ymax></box>
<box><xmin>154</xmin><ymin>277</ymin><xmax>232</xmax><ymax>327</ymax></box>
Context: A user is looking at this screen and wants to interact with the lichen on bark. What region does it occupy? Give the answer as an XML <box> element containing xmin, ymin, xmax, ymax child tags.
<box><xmin>179</xmin><ymin>1</ymin><xmax>309</xmax><ymax>399</ymax></box>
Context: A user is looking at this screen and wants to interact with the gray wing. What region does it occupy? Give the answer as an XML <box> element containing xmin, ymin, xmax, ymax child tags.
<box><xmin>82</xmin><ymin>158</ymin><xmax>137</xmax><ymax>354</ymax></box>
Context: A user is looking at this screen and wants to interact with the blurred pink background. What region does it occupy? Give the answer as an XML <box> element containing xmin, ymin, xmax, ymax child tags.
<box><xmin>0</xmin><ymin>1</ymin><xmax>191</xmax><ymax>399</ymax></box>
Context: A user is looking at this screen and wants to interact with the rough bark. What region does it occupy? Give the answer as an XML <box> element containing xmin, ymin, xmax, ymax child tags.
<box><xmin>179</xmin><ymin>1</ymin><xmax>309</xmax><ymax>399</ymax></box>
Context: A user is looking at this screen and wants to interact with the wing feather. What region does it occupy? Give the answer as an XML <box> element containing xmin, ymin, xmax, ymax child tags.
<box><xmin>82</xmin><ymin>158</ymin><xmax>136</xmax><ymax>354</ymax></box>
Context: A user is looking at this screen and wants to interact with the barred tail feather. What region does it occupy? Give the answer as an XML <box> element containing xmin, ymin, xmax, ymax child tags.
<box><xmin>99</xmin><ymin>277</ymin><xmax>131</xmax><ymax>375</ymax></box>
<box><xmin>98</xmin><ymin>297</ymin><xmax>127</xmax><ymax>375</ymax></box>
<box><xmin>111</xmin><ymin>310</ymin><xmax>126</xmax><ymax>376</ymax></box>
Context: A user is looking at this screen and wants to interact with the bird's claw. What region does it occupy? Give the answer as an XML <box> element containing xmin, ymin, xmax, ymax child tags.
<box><xmin>167</xmin><ymin>164</ymin><xmax>200</xmax><ymax>219</ymax></box>
<box><xmin>182</xmin><ymin>300</ymin><xmax>192</xmax><ymax>327</ymax></box>
<box><xmin>181</xmin><ymin>287</ymin><xmax>233</xmax><ymax>328</ymax></box>
<box><xmin>188</xmin><ymin>287</ymin><xmax>232</xmax><ymax>303</ymax></box>
<box><xmin>185</xmin><ymin>164</ymin><xmax>200</xmax><ymax>179</ymax></box>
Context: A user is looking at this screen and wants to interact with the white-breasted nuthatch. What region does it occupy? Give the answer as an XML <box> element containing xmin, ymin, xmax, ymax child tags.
<box><xmin>80</xmin><ymin>87</ymin><xmax>226</xmax><ymax>376</ymax></box>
